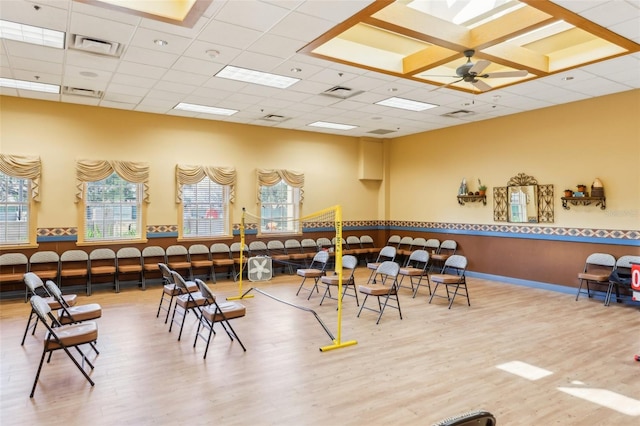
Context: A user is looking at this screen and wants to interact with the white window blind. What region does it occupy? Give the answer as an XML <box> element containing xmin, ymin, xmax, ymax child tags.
<box><xmin>260</xmin><ymin>180</ymin><xmax>300</xmax><ymax>234</ymax></box>
<box><xmin>85</xmin><ymin>172</ymin><xmax>142</xmax><ymax>241</ymax></box>
<box><xmin>182</xmin><ymin>177</ymin><xmax>230</xmax><ymax>237</ymax></box>
<box><xmin>0</xmin><ymin>172</ymin><xmax>30</xmax><ymax>244</ymax></box>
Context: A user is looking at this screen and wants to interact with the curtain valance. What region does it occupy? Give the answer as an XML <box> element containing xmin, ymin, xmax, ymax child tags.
<box><xmin>0</xmin><ymin>154</ymin><xmax>41</xmax><ymax>201</ymax></box>
<box><xmin>175</xmin><ymin>164</ymin><xmax>236</xmax><ymax>203</ymax></box>
<box><xmin>256</xmin><ymin>168</ymin><xmax>304</xmax><ymax>203</ymax></box>
<box><xmin>75</xmin><ymin>159</ymin><xmax>150</xmax><ymax>203</ymax></box>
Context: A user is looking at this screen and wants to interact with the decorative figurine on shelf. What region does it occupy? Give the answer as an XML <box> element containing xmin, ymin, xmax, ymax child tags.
<box><xmin>591</xmin><ymin>178</ymin><xmax>604</xmax><ymax>197</ymax></box>
<box><xmin>478</xmin><ymin>179</ymin><xmax>487</xmax><ymax>196</ymax></box>
<box><xmin>458</xmin><ymin>178</ymin><xmax>467</xmax><ymax>195</ymax></box>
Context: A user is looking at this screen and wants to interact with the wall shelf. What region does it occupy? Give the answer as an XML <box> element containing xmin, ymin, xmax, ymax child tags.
<box><xmin>458</xmin><ymin>195</ymin><xmax>486</xmax><ymax>205</ymax></box>
<box><xmin>561</xmin><ymin>196</ymin><xmax>606</xmax><ymax>210</ymax></box>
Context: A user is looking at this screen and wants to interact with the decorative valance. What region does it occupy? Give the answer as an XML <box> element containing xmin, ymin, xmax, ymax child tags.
<box><xmin>257</xmin><ymin>168</ymin><xmax>304</xmax><ymax>203</ymax></box>
<box><xmin>75</xmin><ymin>159</ymin><xmax>149</xmax><ymax>203</ymax></box>
<box><xmin>175</xmin><ymin>164</ymin><xmax>236</xmax><ymax>203</ymax></box>
<box><xmin>0</xmin><ymin>154</ymin><xmax>41</xmax><ymax>201</ymax></box>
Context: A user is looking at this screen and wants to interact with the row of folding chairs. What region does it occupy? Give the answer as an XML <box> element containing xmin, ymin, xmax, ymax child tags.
<box><xmin>21</xmin><ymin>272</ymin><xmax>102</xmax><ymax>397</ymax></box>
<box><xmin>156</xmin><ymin>264</ymin><xmax>247</xmax><ymax>359</ymax></box>
<box><xmin>295</xmin><ymin>251</ymin><xmax>470</xmax><ymax>325</ymax></box>
<box><xmin>575</xmin><ymin>253</ymin><xmax>640</xmax><ymax>306</ymax></box>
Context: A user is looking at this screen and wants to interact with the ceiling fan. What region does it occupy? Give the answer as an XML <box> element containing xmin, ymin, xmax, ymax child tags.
<box><xmin>432</xmin><ymin>49</ymin><xmax>528</xmax><ymax>92</ymax></box>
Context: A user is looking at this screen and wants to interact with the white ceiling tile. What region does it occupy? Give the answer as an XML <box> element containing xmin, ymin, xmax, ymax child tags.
<box><xmin>153</xmin><ymin>80</ymin><xmax>197</xmax><ymax>95</ymax></box>
<box><xmin>230</xmin><ymin>50</ymin><xmax>284</xmax><ymax>72</ymax></box>
<box><xmin>183</xmin><ymin>40</ymin><xmax>242</xmax><ymax>63</ymax></box>
<box><xmin>99</xmin><ymin>99</ymin><xmax>137</xmax><ymax>110</ymax></box>
<box><xmin>69</xmin><ymin>1</ymin><xmax>140</xmax><ymax>25</ymax></box>
<box><xmin>198</xmin><ymin>20</ymin><xmax>263</xmax><ymax>49</ymax></box>
<box><xmin>102</xmin><ymin>92</ymin><xmax>142</xmax><ymax>104</ymax></box>
<box><xmin>172</xmin><ymin>56</ymin><xmax>221</xmax><ymax>76</ymax></box>
<box><xmin>161</xmin><ymin>69</ymin><xmax>209</xmax><ymax>86</ymax></box>
<box><xmin>8</xmin><ymin>56</ymin><xmax>63</xmax><ymax>74</ymax></box>
<box><xmin>122</xmin><ymin>45</ymin><xmax>179</xmax><ymax>68</ymax></box>
<box><xmin>110</xmin><ymin>72</ymin><xmax>157</xmax><ymax>89</ymax></box>
<box><xmin>17</xmin><ymin>89</ymin><xmax>60</xmax><ymax>101</ymax></box>
<box><xmin>247</xmin><ymin>33</ymin><xmax>306</xmax><ymax>59</ymax></box>
<box><xmin>12</xmin><ymin>69</ymin><xmax>61</xmax><ymax>85</ymax></box>
<box><xmin>2</xmin><ymin>40</ymin><xmax>64</xmax><ymax>63</ymax></box>
<box><xmin>0</xmin><ymin>1</ymin><xmax>69</xmax><ymax>31</ymax></box>
<box><xmin>579</xmin><ymin>1</ymin><xmax>640</xmax><ymax>28</ymax></box>
<box><xmin>106</xmin><ymin>82</ymin><xmax>149</xmax><ymax>97</ymax></box>
<box><xmin>214</xmin><ymin>1</ymin><xmax>290</xmax><ymax>32</ymax></box>
<box><xmin>295</xmin><ymin>0</ymin><xmax>373</xmax><ymax>23</ymax></box>
<box><xmin>129</xmin><ymin>28</ymin><xmax>193</xmax><ymax>54</ymax></box>
<box><xmin>61</xmin><ymin>94</ymin><xmax>101</xmax><ymax>106</ymax></box>
<box><xmin>268</xmin><ymin>11</ymin><xmax>335</xmax><ymax>42</ymax></box>
<box><xmin>138</xmin><ymin>15</ymin><xmax>209</xmax><ymax>38</ymax></box>
<box><xmin>65</xmin><ymin>49</ymin><xmax>120</xmax><ymax>72</ymax></box>
<box><xmin>117</xmin><ymin>61</ymin><xmax>167</xmax><ymax>79</ymax></box>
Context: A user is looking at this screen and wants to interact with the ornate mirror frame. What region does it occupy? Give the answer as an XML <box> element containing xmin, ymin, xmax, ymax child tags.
<box><xmin>493</xmin><ymin>173</ymin><xmax>554</xmax><ymax>223</ymax></box>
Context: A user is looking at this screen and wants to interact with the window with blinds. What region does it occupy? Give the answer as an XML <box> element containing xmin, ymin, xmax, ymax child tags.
<box><xmin>0</xmin><ymin>172</ymin><xmax>30</xmax><ymax>245</ymax></box>
<box><xmin>260</xmin><ymin>180</ymin><xmax>300</xmax><ymax>234</ymax></box>
<box><xmin>182</xmin><ymin>177</ymin><xmax>230</xmax><ymax>237</ymax></box>
<box><xmin>85</xmin><ymin>172</ymin><xmax>142</xmax><ymax>241</ymax></box>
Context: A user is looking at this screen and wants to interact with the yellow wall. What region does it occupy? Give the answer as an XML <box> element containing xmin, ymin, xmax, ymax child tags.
<box><xmin>0</xmin><ymin>97</ymin><xmax>381</xmax><ymax>228</ymax></box>
<box><xmin>1</xmin><ymin>90</ymin><xmax>639</xmax><ymax>232</ymax></box>
<box><xmin>388</xmin><ymin>89</ymin><xmax>640</xmax><ymax>230</ymax></box>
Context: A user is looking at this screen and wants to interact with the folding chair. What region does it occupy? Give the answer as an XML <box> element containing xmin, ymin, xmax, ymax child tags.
<box><xmin>432</xmin><ymin>410</ymin><xmax>496</xmax><ymax>426</ymax></box>
<box><xmin>230</xmin><ymin>242</ymin><xmax>249</xmax><ymax>280</ymax></box>
<box><xmin>429</xmin><ymin>255</ymin><xmax>469</xmax><ymax>309</ymax></box>
<box><xmin>295</xmin><ymin>250</ymin><xmax>329</xmax><ymax>299</ymax></box>
<box><xmin>156</xmin><ymin>263</ymin><xmax>199</xmax><ymax>324</ymax></box>
<box><xmin>27</xmin><ymin>251</ymin><xmax>60</xmax><ymax>300</ymax></box>
<box><xmin>300</xmin><ymin>238</ymin><xmax>319</xmax><ymax>264</ymax></box>
<box><xmin>285</xmin><ymin>239</ymin><xmax>308</xmax><ymax>269</ymax></box>
<box><xmin>429</xmin><ymin>239</ymin><xmax>457</xmax><ymax>273</ymax></box>
<box><xmin>88</xmin><ymin>248</ymin><xmax>117</xmax><ymax>294</ymax></box>
<box><xmin>22</xmin><ymin>272</ymin><xmax>77</xmax><ymax>345</ymax></box>
<box><xmin>28</xmin><ymin>295</ymin><xmax>99</xmax><ymax>398</ymax></box>
<box><xmin>45</xmin><ymin>280</ymin><xmax>102</xmax><ymax>325</ymax></box>
<box><xmin>188</xmin><ymin>244</ymin><xmax>214</xmax><ymax>281</ymax></box>
<box><xmin>268</xmin><ymin>240</ymin><xmax>292</xmax><ymax>275</ymax></box>
<box><xmin>168</xmin><ymin>271</ymin><xmax>207</xmax><ymax>341</ymax></box>
<box><xmin>319</xmin><ymin>255</ymin><xmax>359</xmax><ymax>306</ymax></box>
<box><xmin>605</xmin><ymin>255</ymin><xmax>640</xmax><ymax>306</ymax></box>
<box><xmin>366</xmin><ymin>245</ymin><xmax>396</xmax><ymax>284</ymax></box>
<box><xmin>357</xmin><ymin>261</ymin><xmax>402</xmax><ymax>324</ymax></box>
<box><xmin>142</xmin><ymin>245</ymin><xmax>166</xmax><ymax>285</ymax></box>
<box><xmin>193</xmin><ymin>279</ymin><xmax>246</xmax><ymax>358</ymax></box>
<box><xmin>116</xmin><ymin>247</ymin><xmax>144</xmax><ymax>290</ymax></box>
<box><xmin>398</xmin><ymin>249</ymin><xmax>431</xmax><ymax>298</ymax></box>
<box><xmin>166</xmin><ymin>244</ymin><xmax>192</xmax><ymax>281</ymax></box>
<box><xmin>0</xmin><ymin>253</ymin><xmax>28</xmax><ymax>292</ymax></box>
<box><xmin>59</xmin><ymin>249</ymin><xmax>89</xmax><ymax>294</ymax></box>
<box><xmin>574</xmin><ymin>252</ymin><xmax>616</xmax><ymax>301</ymax></box>
<box><xmin>210</xmin><ymin>243</ymin><xmax>236</xmax><ymax>282</ymax></box>
<box><xmin>358</xmin><ymin>235</ymin><xmax>379</xmax><ymax>263</ymax></box>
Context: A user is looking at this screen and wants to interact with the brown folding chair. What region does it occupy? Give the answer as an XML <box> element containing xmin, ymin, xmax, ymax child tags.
<box><xmin>45</xmin><ymin>280</ymin><xmax>102</xmax><ymax>325</ymax></box>
<box><xmin>320</xmin><ymin>255</ymin><xmax>359</xmax><ymax>306</ymax></box>
<box><xmin>295</xmin><ymin>251</ymin><xmax>329</xmax><ymax>299</ymax></box>
<box><xmin>398</xmin><ymin>249</ymin><xmax>431</xmax><ymax>298</ymax></box>
<box><xmin>575</xmin><ymin>252</ymin><xmax>616</xmax><ymax>301</ymax></box>
<box><xmin>22</xmin><ymin>272</ymin><xmax>77</xmax><ymax>345</ymax></box>
<box><xmin>357</xmin><ymin>261</ymin><xmax>402</xmax><ymax>324</ymax></box>
<box><xmin>28</xmin><ymin>295</ymin><xmax>99</xmax><ymax>398</ymax></box>
<box><xmin>193</xmin><ymin>279</ymin><xmax>246</xmax><ymax>358</ymax></box>
<box><xmin>429</xmin><ymin>255</ymin><xmax>469</xmax><ymax>309</ymax></box>
<box><xmin>156</xmin><ymin>263</ymin><xmax>198</xmax><ymax>324</ymax></box>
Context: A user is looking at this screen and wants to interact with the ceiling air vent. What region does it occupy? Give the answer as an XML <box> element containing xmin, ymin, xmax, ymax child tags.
<box><xmin>442</xmin><ymin>109</ymin><xmax>475</xmax><ymax>118</ymax></box>
<box><xmin>260</xmin><ymin>114</ymin><xmax>289</xmax><ymax>123</ymax></box>
<box><xmin>321</xmin><ymin>86</ymin><xmax>363</xmax><ymax>99</ymax></box>
<box><xmin>62</xmin><ymin>86</ymin><xmax>104</xmax><ymax>99</ymax></box>
<box><xmin>70</xmin><ymin>34</ymin><xmax>122</xmax><ymax>57</ymax></box>
<box><xmin>367</xmin><ymin>129</ymin><xmax>396</xmax><ymax>135</ymax></box>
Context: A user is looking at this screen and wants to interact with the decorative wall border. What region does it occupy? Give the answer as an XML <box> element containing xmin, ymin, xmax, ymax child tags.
<box><xmin>35</xmin><ymin>221</ymin><xmax>639</xmax><ymax>245</ymax></box>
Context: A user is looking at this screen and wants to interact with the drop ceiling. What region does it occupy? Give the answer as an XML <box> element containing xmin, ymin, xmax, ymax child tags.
<box><xmin>0</xmin><ymin>0</ymin><xmax>638</xmax><ymax>139</ymax></box>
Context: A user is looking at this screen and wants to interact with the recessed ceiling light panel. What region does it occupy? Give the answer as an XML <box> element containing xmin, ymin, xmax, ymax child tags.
<box><xmin>215</xmin><ymin>65</ymin><xmax>300</xmax><ymax>89</ymax></box>
<box><xmin>174</xmin><ymin>102</ymin><xmax>238</xmax><ymax>116</ymax></box>
<box><xmin>308</xmin><ymin>121</ymin><xmax>357</xmax><ymax>130</ymax></box>
<box><xmin>0</xmin><ymin>77</ymin><xmax>60</xmax><ymax>93</ymax></box>
<box><xmin>376</xmin><ymin>97</ymin><xmax>438</xmax><ymax>111</ymax></box>
<box><xmin>0</xmin><ymin>19</ymin><xmax>64</xmax><ymax>48</ymax></box>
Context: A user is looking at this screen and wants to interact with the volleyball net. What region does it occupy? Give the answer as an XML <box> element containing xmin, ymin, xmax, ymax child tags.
<box><xmin>229</xmin><ymin>205</ymin><xmax>357</xmax><ymax>352</ymax></box>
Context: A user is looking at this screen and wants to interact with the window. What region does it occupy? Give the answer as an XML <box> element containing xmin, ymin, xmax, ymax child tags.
<box><xmin>181</xmin><ymin>177</ymin><xmax>230</xmax><ymax>237</ymax></box>
<box><xmin>0</xmin><ymin>172</ymin><xmax>30</xmax><ymax>245</ymax></box>
<box><xmin>84</xmin><ymin>172</ymin><xmax>142</xmax><ymax>241</ymax></box>
<box><xmin>260</xmin><ymin>180</ymin><xmax>301</xmax><ymax>234</ymax></box>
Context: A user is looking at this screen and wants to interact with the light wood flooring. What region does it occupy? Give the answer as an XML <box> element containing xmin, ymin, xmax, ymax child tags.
<box><xmin>1</xmin><ymin>269</ymin><xmax>639</xmax><ymax>425</ymax></box>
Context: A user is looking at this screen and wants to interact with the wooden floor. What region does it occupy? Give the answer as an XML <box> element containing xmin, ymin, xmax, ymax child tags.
<box><xmin>1</xmin><ymin>269</ymin><xmax>639</xmax><ymax>425</ymax></box>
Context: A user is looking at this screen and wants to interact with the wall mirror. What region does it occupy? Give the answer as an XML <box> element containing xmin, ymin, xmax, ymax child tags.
<box><xmin>493</xmin><ymin>173</ymin><xmax>554</xmax><ymax>223</ymax></box>
<box><xmin>508</xmin><ymin>185</ymin><xmax>538</xmax><ymax>222</ymax></box>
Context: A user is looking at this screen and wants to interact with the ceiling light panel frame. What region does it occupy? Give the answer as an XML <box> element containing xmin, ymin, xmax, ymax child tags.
<box><xmin>299</xmin><ymin>0</ymin><xmax>640</xmax><ymax>94</ymax></box>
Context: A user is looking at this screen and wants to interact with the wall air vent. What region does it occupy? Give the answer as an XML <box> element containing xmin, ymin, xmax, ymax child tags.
<box><xmin>321</xmin><ymin>86</ymin><xmax>363</xmax><ymax>99</ymax></box>
<box><xmin>260</xmin><ymin>114</ymin><xmax>290</xmax><ymax>123</ymax></box>
<box><xmin>442</xmin><ymin>109</ymin><xmax>475</xmax><ymax>118</ymax></box>
<box><xmin>69</xmin><ymin>34</ymin><xmax>123</xmax><ymax>57</ymax></box>
<box><xmin>367</xmin><ymin>129</ymin><xmax>396</xmax><ymax>135</ymax></box>
<box><xmin>62</xmin><ymin>86</ymin><xmax>104</xmax><ymax>99</ymax></box>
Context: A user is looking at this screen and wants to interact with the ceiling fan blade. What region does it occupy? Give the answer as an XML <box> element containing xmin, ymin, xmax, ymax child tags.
<box><xmin>469</xmin><ymin>60</ymin><xmax>490</xmax><ymax>75</ymax></box>
<box><xmin>471</xmin><ymin>79</ymin><xmax>492</xmax><ymax>92</ymax></box>
<box><xmin>483</xmin><ymin>70</ymin><xmax>528</xmax><ymax>78</ymax></box>
<box><xmin>428</xmin><ymin>77</ymin><xmax>464</xmax><ymax>92</ymax></box>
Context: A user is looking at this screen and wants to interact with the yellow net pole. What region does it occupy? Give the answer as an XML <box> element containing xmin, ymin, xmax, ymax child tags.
<box><xmin>227</xmin><ymin>208</ymin><xmax>253</xmax><ymax>300</ymax></box>
<box><xmin>319</xmin><ymin>205</ymin><xmax>357</xmax><ymax>352</ymax></box>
